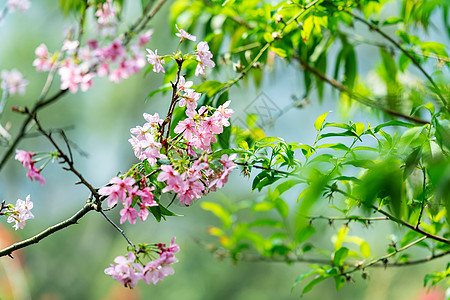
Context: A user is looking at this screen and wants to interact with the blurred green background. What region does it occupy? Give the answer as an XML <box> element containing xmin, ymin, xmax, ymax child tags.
<box><xmin>0</xmin><ymin>1</ymin><xmax>448</xmax><ymax>299</ymax></box>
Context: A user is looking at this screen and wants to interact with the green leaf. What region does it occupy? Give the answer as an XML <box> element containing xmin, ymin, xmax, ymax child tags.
<box><xmin>215</xmin><ymin>91</ymin><xmax>229</xmax><ymax>107</ymax></box>
<box><xmin>343</xmin><ymin>46</ymin><xmax>357</xmax><ymax>90</ymax></box>
<box><xmin>383</xmin><ymin>17</ymin><xmax>403</xmax><ymax>25</ymax></box>
<box><xmin>248</xmin><ymin>219</ymin><xmax>284</xmax><ymax>228</ymax></box>
<box><xmin>201</xmin><ymin>202</ymin><xmax>232</xmax><ymax>228</ymax></box>
<box><xmin>317</xmin><ymin>143</ymin><xmax>350</xmax><ymax>151</ymax></box>
<box><xmin>334</xmin><ymin>275</ymin><xmax>346</xmax><ymax>291</ymax></box>
<box><xmin>314</xmin><ymin>111</ymin><xmax>332</xmax><ymax>131</ymax></box>
<box><xmin>380</xmin><ymin>48</ymin><xmax>398</xmax><ymax>83</ymax></box>
<box><xmin>360</xmin><ymin>241</ymin><xmax>371</xmax><ymax>258</ymax></box>
<box><xmin>196</xmin><ymin>81</ymin><xmax>225</xmax><ymax>97</ymax></box>
<box><xmin>273</xmin><ymin>179</ymin><xmax>302</xmax><ymax>199</ymax></box>
<box><xmin>218</xmin><ymin>125</ymin><xmax>231</xmax><ymax>149</ymax></box>
<box><xmin>302</xmin><ymin>275</ymin><xmax>327</xmax><ymax>295</ymax></box>
<box><xmin>271</xmin><ymin>47</ymin><xmax>287</xmax><ymax>57</ymax></box>
<box><xmin>316</xmin><ymin>52</ymin><xmax>327</xmax><ymax>101</ymax></box>
<box><xmin>292</xmin><ymin>269</ymin><xmax>321</xmax><ymax>292</ymax></box>
<box><xmin>146</xmin><ymin>84</ymin><xmax>172</xmax><ymax>99</ymax></box>
<box><xmin>295</xmin><ymin>225</ymin><xmax>315</xmax><ymax>244</ymax></box>
<box><xmin>333</xmin><ymin>247</ymin><xmax>349</xmax><ymax>266</ymax></box>
<box><xmin>210</xmin><ymin>148</ymin><xmax>251</xmax><ymax>159</ymax></box>
<box><xmin>352</xmin><ymin>123</ymin><xmax>365</xmax><ymax>137</ymax></box>
<box><xmin>274</xmin><ymin>198</ymin><xmax>289</xmax><ymax>218</ymax></box>
<box><xmin>374</xmin><ymin>120</ymin><xmax>416</xmax><ymax>132</ymax></box>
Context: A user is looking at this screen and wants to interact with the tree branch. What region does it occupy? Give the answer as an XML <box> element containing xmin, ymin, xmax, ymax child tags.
<box><xmin>342</xmin><ymin>7</ymin><xmax>448</xmax><ymax>110</ymax></box>
<box><xmin>0</xmin><ymin>202</ymin><xmax>95</xmax><ymax>258</ymax></box>
<box><xmin>292</xmin><ymin>54</ymin><xmax>429</xmax><ymax>125</ymax></box>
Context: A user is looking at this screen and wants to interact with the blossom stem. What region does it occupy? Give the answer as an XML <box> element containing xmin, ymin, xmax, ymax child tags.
<box><xmin>0</xmin><ymin>88</ymin><xmax>8</xmax><ymax>118</ymax></box>
<box><xmin>99</xmin><ymin>209</ymin><xmax>136</xmax><ymax>249</ymax></box>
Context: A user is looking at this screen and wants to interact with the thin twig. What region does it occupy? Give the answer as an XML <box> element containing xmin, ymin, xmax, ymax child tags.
<box><xmin>416</xmin><ymin>167</ymin><xmax>426</xmax><ymax>229</ymax></box>
<box><xmin>31</xmin><ymin>113</ymin><xmax>99</xmax><ymax>197</ymax></box>
<box><xmin>99</xmin><ymin>210</ymin><xmax>135</xmax><ymax>249</ymax></box>
<box><xmin>342</xmin><ymin>7</ymin><xmax>448</xmax><ymax>110</ymax></box>
<box><xmin>293</xmin><ymin>54</ymin><xmax>429</xmax><ymax>125</ymax></box>
<box><xmin>331</xmin><ymin>187</ymin><xmax>450</xmax><ymax>244</ymax></box>
<box><xmin>343</xmin><ymin>236</ymin><xmax>428</xmax><ymax>275</ymax></box>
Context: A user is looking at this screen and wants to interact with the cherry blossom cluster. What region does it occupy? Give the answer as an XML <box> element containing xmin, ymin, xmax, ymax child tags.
<box><xmin>126</xmin><ymin>101</ymin><xmax>235</xmax><ymax>207</ymax></box>
<box><xmin>15</xmin><ymin>150</ymin><xmax>46</xmax><ymax>185</ymax></box>
<box><xmin>105</xmin><ymin>237</ymin><xmax>179</xmax><ymax>288</ymax></box>
<box><xmin>99</xmin><ymin>176</ymin><xmax>158</xmax><ymax>224</ymax></box>
<box><xmin>95</xmin><ymin>0</ymin><xmax>117</xmax><ymax>37</ymax></box>
<box><xmin>1</xmin><ymin>69</ymin><xmax>28</xmax><ymax>96</ymax></box>
<box><xmin>4</xmin><ymin>0</ymin><xmax>30</xmax><ymax>13</ymax></box>
<box><xmin>2</xmin><ymin>195</ymin><xmax>34</xmax><ymax>230</ymax></box>
<box><xmin>146</xmin><ymin>25</ymin><xmax>215</xmax><ymax>76</ymax></box>
<box><xmin>32</xmin><ymin>0</ymin><xmax>153</xmax><ymax>93</ymax></box>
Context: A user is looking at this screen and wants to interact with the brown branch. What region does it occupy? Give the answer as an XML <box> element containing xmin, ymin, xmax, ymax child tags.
<box><xmin>371</xmin><ymin>204</ymin><xmax>449</xmax><ymax>244</ymax></box>
<box><xmin>342</xmin><ymin>7</ymin><xmax>448</xmax><ymax>110</ymax></box>
<box><xmin>99</xmin><ymin>209</ymin><xmax>135</xmax><ymax>249</ymax></box>
<box><xmin>292</xmin><ymin>54</ymin><xmax>429</xmax><ymax>125</ymax></box>
<box><xmin>342</xmin><ymin>236</ymin><xmax>427</xmax><ymax>275</ymax></box>
<box><xmin>331</xmin><ymin>187</ymin><xmax>449</xmax><ymax>244</ymax></box>
<box><xmin>205</xmin><ymin>244</ymin><xmax>450</xmax><ymax>268</ymax></box>
<box><xmin>31</xmin><ymin>113</ymin><xmax>99</xmax><ymax>198</ymax></box>
<box><xmin>0</xmin><ymin>202</ymin><xmax>95</xmax><ymax>258</ymax></box>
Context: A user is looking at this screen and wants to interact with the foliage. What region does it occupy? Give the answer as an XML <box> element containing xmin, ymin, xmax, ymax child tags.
<box><xmin>0</xmin><ymin>0</ymin><xmax>448</xmax><ymax>297</ymax></box>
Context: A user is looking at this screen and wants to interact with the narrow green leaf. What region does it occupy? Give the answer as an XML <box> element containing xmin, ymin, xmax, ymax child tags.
<box><xmin>296</xmin><ymin>225</ymin><xmax>315</xmax><ymax>244</ymax></box>
<box><xmin>333</xmin><ymin>247</ymin><xmax>349</xmax><ymax>266</ymax></box>
<box><xmin>314</xmin><ymin>111</ymin><xmax>332</xmax><ymax>131</ymax></box>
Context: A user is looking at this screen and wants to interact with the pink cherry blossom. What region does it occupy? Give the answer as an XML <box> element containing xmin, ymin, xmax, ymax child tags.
<box><xmin>175</xmin><ymin>24</ymin><xmax>196</xmax><ymax>42</ymax></box>
<box><xmin>33</xmin><ymin>44</ymin><xmax>52</xmax><ymax>72</ymax></box>
<box><xmin>104</xmin><ymin>252</ymin><xmax>141</xmax><ymax>289</ymax></box>
<box><xmin>95</xmin><ymin>0</ymin><xmax>116</xmax><ymax>25</ymax></box>
<box><xmin>6</xmin><ymin>0</ymin><xmax>31</xmax><ymax>12</ymax></box>
<box><xmin>26</xmin><ymin>165</ymin><xmax>46</xmax><ymax>186</ymax></box>
<box><xmin>195</xmin><ymin>41</ymin><xmax>215</xmax><ymax>76</ymax></box>
<box><xmin>58</xmin><ymin>62</ymin><xmax>82</xmax><ymax>93</ymax></box>
<box><xmin>62</xmin><ymin>40</ymin><xmax>80</xmax><ymax>54</ymax></box>
<box><xmin>15</xmin><ymin>149</ymin><xmax>34</xmax><ymax>168</ymax></box>
<box><xmin>174</xmin><ymin>118</ymin><xmax>197</xmax><ymax>141</ymax></box>
<box><xmin>99</xmin><ymin>177</ymin><xmax>136</xmax><ymax>208</ymax></box>
<box><xmin>120</xmin><ymin>206</ymin><xmax>138</xmax><ymax>224</ymax></box>
<box><xmin>138</xmin><ymin>30</ymin><xmax>154</xmax><ymax>47</ymax></box>
<box><xmin>146</xmin><ymin>49</ymin><xmax>165</xmax><ymax>73</ymax></box>
<box><xmin>6</xmin><ymin>194</ymin><xmax>34</xmax><ymax>230</ymax></box>
<box><xmin>1</xmin><ymin>69</ymin><xmax>28</xmax><ymax>95</ymax></box>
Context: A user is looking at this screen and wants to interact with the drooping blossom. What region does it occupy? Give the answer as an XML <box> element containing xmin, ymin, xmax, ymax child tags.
<box><xmin>6</xmin><ymin>195</ymin><xmax>34</xmax><ymax>230</ymax></box>
<box><xmin>95</xmin><ymin>0</ymin><xmax>117</xmax><ymax>36</ymax></box>
<box><xmin>140</xmin><ymin>237</ymin><xmax>180</xmax><ymax>285</ymax></box>
<box><xmin>195</xmin><ymin>41</ymin><xmax>215</xmax><ymax>76</ymax></box>
<box><xmin>146</xmin><ymin>49</ymin><xmax>165</xmax><ymax>73</ymax></box>
<box><xmin>26</xmin><ymin>165</ymin><xmax>46</xmax><ymax>186</ymax></box>
<box><xmin>33</xmin><ymin>44</ymin><xmax>52</xmax><ymax>72</ymax></box>
<box><xmin>175</xmin><ymin>24</ymin><xmax>196</xmax><ymax>42</ymax></box>
<box><xmin>104</xmin><ymin>252</ymin><xmax>141</xmax><ymax>289</ymax></box>
<box><xmin>15</xmin><ymin>149</ymin><xmax>34</xmax><ymax>168</ymax></box>
<box><xmin>1</xmin><ymin>69</ymin><xmax>28</xmax><ymax>95</ymax></box>
<box><xmin>15</xmin><ymin>149</ymin><xmax>46</xmax><ymax>185</ymax></box>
